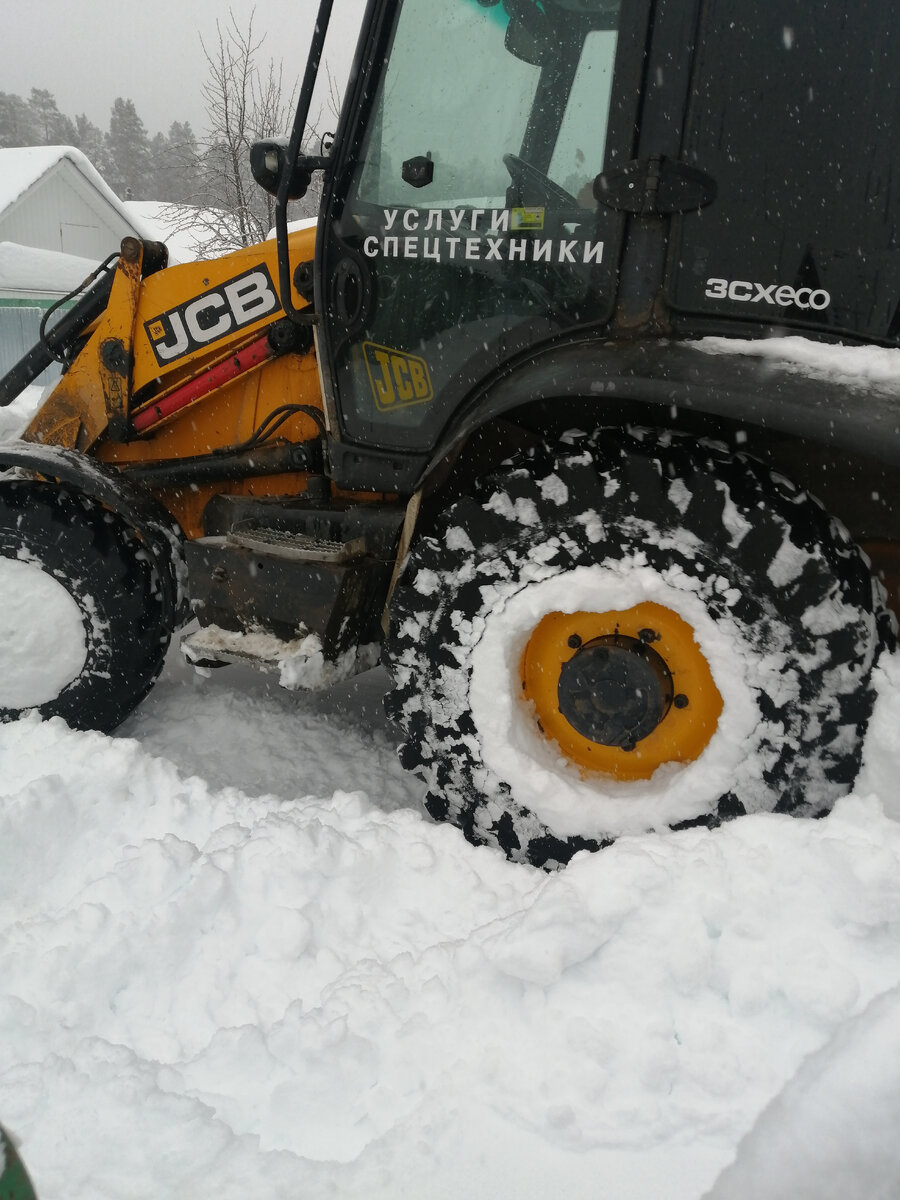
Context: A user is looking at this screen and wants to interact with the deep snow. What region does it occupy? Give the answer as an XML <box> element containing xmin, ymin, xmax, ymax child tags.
<box><xmin>2</xmin><ymin>380</ymin><xmax>900</xmax><ymax>1197</ymax></box>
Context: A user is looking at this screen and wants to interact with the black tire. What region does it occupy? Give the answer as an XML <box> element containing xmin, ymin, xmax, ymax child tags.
<box><xmin>0</xmin><ymin>480</ymin><xmax>171</xmax><ymax>732</ymax></box>
<box><xmin>385</xmin><ymin>429</ymin><xmax>893</xmax><ymax>868</ymax></box>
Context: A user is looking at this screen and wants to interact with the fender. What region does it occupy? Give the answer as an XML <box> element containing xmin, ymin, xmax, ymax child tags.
<box><xmin>0</xmin><ymin>442</ymin><xmax>187</xmax><ymax>626</ymax></box>
<box><xmin>419</xmin><ymin>334</ymin><xmax>900</xmax><ymax>484</ymax></box>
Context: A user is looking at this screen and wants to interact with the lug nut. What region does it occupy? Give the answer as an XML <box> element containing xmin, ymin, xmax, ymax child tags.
<box><xmin>674</xmin><ymin>693</ymin><xmax>689</xmax><ymax>709</ymax></box>
<box><xmin>567</xmin><ymin>633</ymin><xmax>582</xmax><ymax>649</ymax></box>
<box><xmin>638</xmin><ymin>628</ymin><xmax>660</xmax><ymax>643</ymax></box>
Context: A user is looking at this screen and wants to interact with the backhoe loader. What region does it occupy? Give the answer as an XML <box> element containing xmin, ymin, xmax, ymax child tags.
<box><xmin>1</xmin><ymin>0</ymin><xmax>899</xmax><ymax>867</ymax></box>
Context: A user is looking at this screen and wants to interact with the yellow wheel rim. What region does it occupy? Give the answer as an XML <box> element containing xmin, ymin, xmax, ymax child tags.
<box><xmin>520</xmin><ymin>601</ymin><xmax>723</xmax><ymax>781</ymax></box>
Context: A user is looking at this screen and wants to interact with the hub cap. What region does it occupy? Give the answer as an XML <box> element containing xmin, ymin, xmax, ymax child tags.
<box><xmin>521</xmin><ymin>601</ymin><xmax>723</xmax><ymax>780</ymax></box>
<box><xmin>557</xmin><ymin>634</ymin><xmax>674</xmax><ymax>749</ymax></box>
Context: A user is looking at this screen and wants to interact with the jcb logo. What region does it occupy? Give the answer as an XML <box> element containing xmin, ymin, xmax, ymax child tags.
<box><xmin>144</xmin><ymin>265</ymin><xmax>280</xmax><ymax>366</ymax></box>
<box><xmin>363</xmin><ymin>342</ymin><xmax>434</xmax><ymax>411</ymax></box>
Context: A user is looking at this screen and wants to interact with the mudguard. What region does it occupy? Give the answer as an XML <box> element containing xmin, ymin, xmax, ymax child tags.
<box><xmin>0</xmin><ymin>442</ymin><xmax>187</xmax><ymax>627</ymax></box>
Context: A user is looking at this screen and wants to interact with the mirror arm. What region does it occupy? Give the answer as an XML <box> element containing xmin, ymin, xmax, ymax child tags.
<box><xmin>275</xmin><ymin>0</ymin><xmax>335</xmax><ymax>324</ymax></box>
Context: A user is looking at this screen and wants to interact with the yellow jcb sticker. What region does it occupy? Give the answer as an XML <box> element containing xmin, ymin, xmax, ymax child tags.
<box><xmin>363</xmin><ymin>342</ymin><xmax>434</xmax><ymax>411</ymax></box>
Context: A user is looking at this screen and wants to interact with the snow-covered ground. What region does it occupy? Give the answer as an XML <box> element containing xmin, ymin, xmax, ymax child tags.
<box><xmin>2</xmin><ymin>385</ymin><xmax>900</xmax><ymax>1198</ymax></box>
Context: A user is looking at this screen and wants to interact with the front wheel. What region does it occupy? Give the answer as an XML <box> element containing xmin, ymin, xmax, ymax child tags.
<box><xmin>0</xmin><ymin>481</ymin><xmax>171</xmax><ymax>732</ymax></box>
<box><xmin>385</xmin><ymin>429</ymin><xmax>892</xmax><ymax>868</ymax></box>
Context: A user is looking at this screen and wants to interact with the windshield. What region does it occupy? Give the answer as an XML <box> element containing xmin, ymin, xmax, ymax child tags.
<box><xmin>355</xmin><ymin>0</ymin><xmax>620</xmax><ymax>210</ymax></box>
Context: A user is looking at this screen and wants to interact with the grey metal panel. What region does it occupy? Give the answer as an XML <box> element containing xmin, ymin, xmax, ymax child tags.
<box><xmin>0</xmin><ymin>307</ymin><xmax>61</xmax><ymax>385</ymax></box>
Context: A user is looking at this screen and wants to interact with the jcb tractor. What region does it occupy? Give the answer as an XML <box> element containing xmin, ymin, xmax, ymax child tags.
<box><xmin>1</xmin><ymin>0</ymin><xmax>898</xmax><ymax>867</ymax></box>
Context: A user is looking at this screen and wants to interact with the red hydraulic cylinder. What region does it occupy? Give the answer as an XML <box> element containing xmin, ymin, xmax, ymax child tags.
<box><xmin>132</xmin><ymin>334</ymin><xmax>274</xmax><ymax>433</ymax></box>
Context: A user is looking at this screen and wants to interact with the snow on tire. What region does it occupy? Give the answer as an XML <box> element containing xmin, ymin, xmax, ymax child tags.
<box><xmin>384</xmin><ymin>428</ymin><xmax>892</xmax><ymax>868</ymax></box>
<box><xmin>0</xmin><ymin>480</ymin><xmax>171</xmax><ymax>733</ymax></box>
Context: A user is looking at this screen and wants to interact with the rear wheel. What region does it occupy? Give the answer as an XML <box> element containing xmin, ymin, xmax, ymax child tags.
<box><xmin>0</xmin><ymin>481</ymin><xmax>171</xmax><ymax>732</ymax></box>
<box><xmin>385</xmin><ymin>429</ymin><xmax>891</xmax><ymax>868</ymax></box>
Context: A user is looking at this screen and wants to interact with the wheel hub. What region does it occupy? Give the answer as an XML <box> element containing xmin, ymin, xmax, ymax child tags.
<box><xmin>520</xmin><ymin>601</ymin><xmax>723</xmax><ymax>780</ymax></box>
<box><xmin>557</xmin><ymin>634</ymin><xmax>674</xmax><ymax>749</ymax></box>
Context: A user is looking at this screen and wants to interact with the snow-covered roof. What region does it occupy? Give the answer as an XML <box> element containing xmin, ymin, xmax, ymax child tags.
<box><xmin>0</xmin><ymin>240</ymin><xmax>97</xmax><ymax>297</ymax></box>
<box><xmin>0</xmin><ymin>146</ymin><xmax>142</xmax><ymax>230</ymax></box>
<box><xmin>266</xmin><ymin>216</ymin><xmax>319</xmax><ymax>240</ymax></box>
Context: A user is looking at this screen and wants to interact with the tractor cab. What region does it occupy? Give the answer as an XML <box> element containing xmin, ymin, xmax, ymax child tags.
<box><xmin>318</xmin><ymin>0</ymin><xmax>627</xmax><ymax>453</ymax></box>
<box><xmin>260</xmin><ymin>0</ymin><xmax>900</xmax><ymax>487</ymax></box>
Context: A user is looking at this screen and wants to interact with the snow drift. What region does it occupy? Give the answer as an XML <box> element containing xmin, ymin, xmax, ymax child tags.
<box><xmin>2</xmin><ymin>647</ymin><xmax>900</xmax><ymax>1198</ymax></box>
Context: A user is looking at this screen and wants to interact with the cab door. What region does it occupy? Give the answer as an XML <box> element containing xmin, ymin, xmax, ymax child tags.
<box><xmin>317</xmin><ymin>0</ymin><xmax>651</xmax><ymax>453</ymax></box>
<box><xmin>667</xmin><ymin>0</ymin><xmax>900</xmax><ymax>342</ymax></box>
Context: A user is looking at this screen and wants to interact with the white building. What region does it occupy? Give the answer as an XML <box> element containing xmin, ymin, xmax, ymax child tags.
<box><xmin>0</xmin><ymin>145</ymin><xmax>147</xmax><ymax>261</ymax></box>
<box><xmin>0</xmin><ymin>146</ymin><xmax>155</xmax><ymax>386</ymax></box>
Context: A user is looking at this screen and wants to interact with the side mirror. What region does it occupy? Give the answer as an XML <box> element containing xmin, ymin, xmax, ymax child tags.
<box><xmin>250</xmin><ymin>138</ymin><xmax>327</xmax><ymax>200</ymax></box>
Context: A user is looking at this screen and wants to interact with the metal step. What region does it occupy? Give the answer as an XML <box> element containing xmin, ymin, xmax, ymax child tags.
<box><xmin>226</xmin><ymin>527</ymin><xmax>366</xmax><ymax>563</ymax></box>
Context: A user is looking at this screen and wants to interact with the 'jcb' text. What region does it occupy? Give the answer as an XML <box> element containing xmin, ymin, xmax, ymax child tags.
<box><xmin>363</xmin><ymin>342</ymin><xmax>434</xmax><ymax>411</ymax></box>
<box><xmin>144</xmin><ymin>265</ymin><xmax>280</xmax><ymax>366</ymax></box>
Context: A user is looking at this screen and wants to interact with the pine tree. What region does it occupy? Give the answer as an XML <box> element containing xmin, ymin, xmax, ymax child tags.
<box><xmin>165</xmin><ymin>121</ymin><xmax>199</xmax><ymax>203</ymax></box>
<box><xmin>73</xmin><ymin>113</ymin><xmax>108</xmax><ymax>173</ymax></box>
<box><xmin>146</xmin><ymin>122</ymin><xmax>199</xmax><ymax>201</ymax></box>
<box><xmin>28</xmin><ymin>88</ymin><xmax>76</xmax><ymax>145</ymax></box>
<box><xmin>105</xmin><ymin>97</ymin><xmax>152</xmax><ymax>198</ymax></box>
<box><xmin>0</xmin><ymin>92</ymin><xmax>37</xmax><ymax>148</ymax></box>
<box><xmin>148</xmin><ymin>131</ymin><xmax>169</xmax><ymax>199</ymax></box>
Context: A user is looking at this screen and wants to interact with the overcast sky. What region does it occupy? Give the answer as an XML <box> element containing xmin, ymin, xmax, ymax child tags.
<box><xmin>0</xmin><ymin>0</ymin><xmax>367</xmax><ymax>137</ymax></box>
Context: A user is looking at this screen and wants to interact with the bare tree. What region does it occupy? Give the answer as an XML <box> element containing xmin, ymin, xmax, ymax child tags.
<box><xmin>299</xmin><ymin>66</ymin><xmax>343</xmax><ymax>220</ymax></box>
<box><xmin>157</xmin><ymin>9</ymin><xmax>299</xmax><ymax>257</ymax></box>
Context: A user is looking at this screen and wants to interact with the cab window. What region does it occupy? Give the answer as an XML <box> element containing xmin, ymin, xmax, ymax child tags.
<box><xmin>355</xmin><ymin>0</ymin><xmax>621</xmax><ymax>211</ymax></box>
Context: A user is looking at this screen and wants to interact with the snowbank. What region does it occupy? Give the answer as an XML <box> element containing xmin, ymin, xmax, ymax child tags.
<box><xmin>1</xmin><ymin>651</ymin><xmax>900</xmax><ymax>1198</ymax></box>
<box><xmin>704</xmin><ymin>984</ymin><xmax>900</xmax><ymax>1199</ymax></box>
<box><xmin>0</xmin><ymin>242</ymin><xmax>97</xmax><ymax>299</ymax></box>
<box><xmin>2</xmin><ymin>357</ymin><xmax>900</xmax><ymax>1197</ymax></box>
<box><xmin>0</xmin><ymin>385</ymin><xmax>46</xmax><ymax>444</ymax></box>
